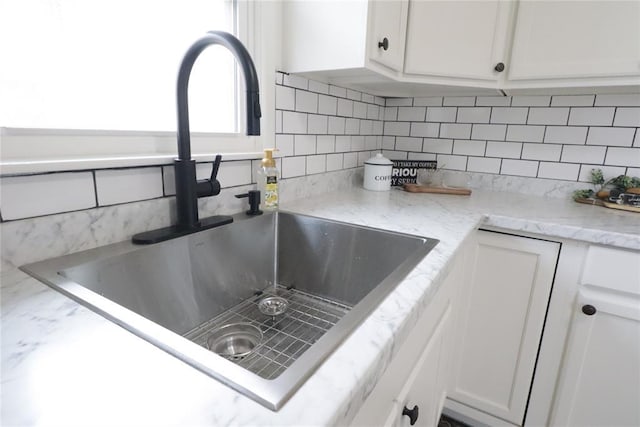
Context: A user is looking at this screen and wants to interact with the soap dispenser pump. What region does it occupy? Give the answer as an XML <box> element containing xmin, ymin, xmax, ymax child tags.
<box><xmin>257</xmin><ymin>149</ymin><xmax>279</xmax><ymax>210</ymax></box>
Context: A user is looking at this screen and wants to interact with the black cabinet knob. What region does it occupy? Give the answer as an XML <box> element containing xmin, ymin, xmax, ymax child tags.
<box><xmin>494</xmin><ymin>62</ymin><xmax>505</xmax><ymax>72</ymax></box>
<box><xmin>582</xmin><ymin>304</ymin><xmax>597</xmax><ymax>316</ymax></box>
<box><xmin>378</xmin><ymin>37</ymin><xmax>389</xmax><ymax>51</ymax></box>
<box><xmin>402</xmin><ymin>405</ymin><xmax>419</xmax><ymax>425</ymax></box>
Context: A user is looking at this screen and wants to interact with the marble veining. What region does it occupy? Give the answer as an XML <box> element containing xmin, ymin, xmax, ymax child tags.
<box><xmin>2</xmin><ymin>182</ymin><xmax>639</xmax><ymax>426</ymax></box>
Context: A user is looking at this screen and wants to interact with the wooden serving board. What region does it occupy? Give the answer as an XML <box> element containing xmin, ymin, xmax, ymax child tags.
<box><xmin>403</xmin><ymin>184</ymin><xmax>471</xmax><ymax>196</ymax></box>
<box><xmin>603</xmin><ymin>201</ymin><xmax>640</xmax><ymax>213</ymax></box>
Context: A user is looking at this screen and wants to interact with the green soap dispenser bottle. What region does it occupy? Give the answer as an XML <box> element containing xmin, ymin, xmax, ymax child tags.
<box><xmin>257</xmin><ymin>149</ymin><xmax>279</xmax><ymax>210</ymax></box>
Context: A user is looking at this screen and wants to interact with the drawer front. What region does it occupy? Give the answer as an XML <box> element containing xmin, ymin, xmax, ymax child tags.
<box><xmin>581</xmin><ymin>246</ymin><xmax>640</xmax><ymax>295</ymax></box>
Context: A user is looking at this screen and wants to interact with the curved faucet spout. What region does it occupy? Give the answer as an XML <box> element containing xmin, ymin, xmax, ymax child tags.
<box><xmin>176</xmin><ymin>30</ymin><xmax>262</xmax><ymax>161</ymax></box>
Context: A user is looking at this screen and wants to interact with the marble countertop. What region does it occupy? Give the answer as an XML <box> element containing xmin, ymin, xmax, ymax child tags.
<box><xmin>2</xmin><ymin>188</ymin><xmax>639</xmax><ymax>426</ymax></box>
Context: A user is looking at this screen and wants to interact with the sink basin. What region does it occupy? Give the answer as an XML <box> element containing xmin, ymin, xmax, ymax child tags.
<box><xmin>21</xmin><ymin>211</ymin><xmax>438</xmax><ymax>410</ymax></box>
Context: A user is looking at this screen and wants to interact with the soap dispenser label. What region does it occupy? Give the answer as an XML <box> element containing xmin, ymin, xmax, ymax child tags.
<box><xmin>265</xmin><ymin>176</ymin><xmax>278</xmax><ymax>208</ymax></box>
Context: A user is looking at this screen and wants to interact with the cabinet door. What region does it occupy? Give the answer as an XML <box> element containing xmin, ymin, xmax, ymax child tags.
<box><xmin>368</xmin><ymin>0</ymin><xmax>409</xmax><ymax>71</ymax></box>
<box><xmin>449</xmin><ymin>231</ymin><xmax>559</xmax><ymax>426</ymax></box>
<box><xmin>403</xmin><ymin>1</ymin><xmax>513</xmax><ymax>80</ymax></box>
<box><xmin>392</xmin><ymin>303</ymin><xmax>452</xmax><ymax>427</ymax></box>
<box><xmin>550</xmin><ymin>287</ymin><xmax>640</xmax><ymax>426</ymax></box>
<box><xmin>508</xmin><ymin>1</ymin><xmax>640</xmax><ymax>80</ymax></box>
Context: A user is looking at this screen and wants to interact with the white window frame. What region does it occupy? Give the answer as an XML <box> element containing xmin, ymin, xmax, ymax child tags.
<box><xmin>0</xmin><ymin>0</ymin><xmax>278</xmax><ymax>175</ymax></box>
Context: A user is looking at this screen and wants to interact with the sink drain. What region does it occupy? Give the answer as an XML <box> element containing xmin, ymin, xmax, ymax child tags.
<box><xmin>258</xmin><ymin>296</ymin><xmax>289</xmax><ymax>317</ymax></box>
<box><xmin>206</xmin><ymin>323</ymin><xmax>263</xmax><ymax>360</ymax></box>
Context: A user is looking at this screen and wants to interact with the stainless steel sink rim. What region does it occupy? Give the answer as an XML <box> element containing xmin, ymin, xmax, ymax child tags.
<box><xmin>20</xmin><ymin>211</ymin><xmax>439</xmax><ymax>411</ymax></box>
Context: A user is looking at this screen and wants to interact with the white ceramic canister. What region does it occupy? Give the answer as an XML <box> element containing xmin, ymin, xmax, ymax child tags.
<box><xmin>363</xmin><ymin>153</ymin><xmax>393</xmax><ymax>191</ymax></box>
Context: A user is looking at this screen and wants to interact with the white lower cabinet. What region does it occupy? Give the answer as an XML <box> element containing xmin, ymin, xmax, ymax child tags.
<box><xmin>351</xmin><ymin>242</ymin><xmax>466</xmax><ymax>427</ymax></box>
<box><xmin>447</xmin><ymin>230</ymin><xmax>559</xmax><ymax>426</ymax></box>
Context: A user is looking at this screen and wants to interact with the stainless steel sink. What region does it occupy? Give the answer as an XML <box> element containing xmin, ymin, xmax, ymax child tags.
<box><xmin>21</xmin><ymin>211</ymin><xmax>438</xmax><ymax>410</ymax></box>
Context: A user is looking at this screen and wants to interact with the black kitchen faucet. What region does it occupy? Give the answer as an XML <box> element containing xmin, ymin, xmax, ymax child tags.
<box><xmin>133</xmin><ymin>31</ymin><xmax>261</xmax><ymax>244</ymax></box>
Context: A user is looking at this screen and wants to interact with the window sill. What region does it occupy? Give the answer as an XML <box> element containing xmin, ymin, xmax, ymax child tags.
<box><xmin>0</xmin><ymin>127</ymin><xmax>263</xmax><ymax>175</ymax></box>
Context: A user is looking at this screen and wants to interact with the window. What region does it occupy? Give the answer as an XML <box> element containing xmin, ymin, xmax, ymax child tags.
<box><xmin>0</xmin><ymin>0</ymin><xmax>267</xmax><ymax>172</ymax></box>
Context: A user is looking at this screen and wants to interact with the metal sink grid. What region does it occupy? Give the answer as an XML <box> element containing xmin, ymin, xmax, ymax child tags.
<box><xmin>185</xmin><ymin>285</ymin><xmax>352</xmax><ymax>380</ymax></box>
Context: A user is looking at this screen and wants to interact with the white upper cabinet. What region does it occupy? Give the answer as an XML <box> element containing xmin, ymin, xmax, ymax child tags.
<box><xmin>508</xmin><ymin>1</ymin><xmax>640</xmax><ymax>83</ymax></box>
<box><xmin>404</xmin><ymin>1</ymin><xmax>512</xmax><ymax>82</ymax></box>
<box><xmin>368</xmin><ymin>0</ymin><xmax>409</xmax><ymax>71</ymax></box>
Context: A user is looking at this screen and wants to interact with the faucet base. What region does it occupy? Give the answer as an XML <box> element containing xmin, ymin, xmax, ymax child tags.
<box><xmin>132</xmin><ymin>215</ymin><xmax>233</xmax><ymax>244</ymax></box>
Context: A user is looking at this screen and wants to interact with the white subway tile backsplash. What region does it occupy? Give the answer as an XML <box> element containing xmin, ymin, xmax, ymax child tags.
<box><xmin>578</xmin><ymin>164</ymin><xmax>627</xmax><ymax>182</ymax></box>
<box><xmin>275</xmin><ymin>134</ymin><xmax>294</xmax><ymax>157</ymax></box>
<box><xmin>367</xmin><ymin>104</ymin><xmax>380</xmax><ymax>120</ymax></box>
<box><xmin>595</xmin><ymin>94</ymin><xmax>640</xmax><ymax>107</ymax></box>
<box><xmin>374</xmin><ymin>96</ymin><xmax>385</xmax><ymax>106</ymax></box>
<box><xmin>373</xmin><ymin>121</ymin><xmax>384</xmax><ymax>135</ymax></box>
<box><xmin>486</xmin><ymin>141</ymin><xmax>522</xmax><ymax>159</ymax></box>
<box><xmin>605</xmin><ymin>147</ymin><xmax>640</xmax><ymax>167</ymax></box>
<box><xmin>365</xmin><ymin>135</ymin><xmax>379</xmax><ymax>150</ymax></box>
<box><xmin>282</xmin><ymin>156</ymin><xmax>306</xmax><ymax>178</ymax></box>
<box><xmin>316</xmin><ymin>135</ymin><xmax>335</xmax><ymax>154</ymax></box>
<box><xmin>396</xmin><ymin>137</ymin><xmax>423</xmax><ymax>152</ymax></box>
<box><xmin>613</xmin><ymin>108</ymin><xmax>640</xmax><ymax>127</ymax></box>
<box><xmin>443</xmin><ymin>96</ymin><xmax>475</xmax><ymax>106</ymax></box>
<box><xmin>360</xmin><ymin>120</ymin><xmax>374</xmax><ymax>135</ymax></box>
<box><xmin>423</xmin><ymin>138</ymin><xmax>454</xmax><ymax>154</ymax></box>
<box><xmin>476</xmin><ymin>96</ymin><xmax>511</xmax><ymax>107</ymax></box>
<box><xmin>537</xmin><ymin>162</ymin><xmax>580</xmax><ymax>181</ymax></box>
<box><xmin>276</xmin><ymin>85</ymin><xmax>295</xmax><ymax>110</ymax></box>
<box><xmin>358</xmin><ymin>151</ymin><xmax>374</xmax><ymax>165</ymax></box>
<box><xmin>414</xmin><ymin>96</ymin><xmax>443</xmax><ymax>107</ymax></box>
<box><xmin>1</xmin><ymin>172</ymin><xmax>95</xmax><ymax>220</ymax></box>
<box><xmin>490</xmin><ymin>107</ymin><xmax>528</xmax><ymax>124</ymax></box>
<box><xmin>528</xmin><ymin>107</ymin><xmax>569</xmax><ymax>125</ymax></box>
<box><xmin>408</xmin><ymin>152</ymin><xmax>437</xmax><ymax>160</ymax></box>
<box><xmin>398</xmin><ymin>107</ymin><xmax>426</xmax><ymax>122</ymax></box>
<box><xmin>353</xmin><ymin>102</ymin><xmax>368</xmax><ymax>119</ymax></box>
<box><xmin>217</xmin><ymin>161</ymin><xmax>253</xmax><ymax>188</ymax></box>
<box><xmin>362</xmin><ymin>93</ymin><xmax>375</xmax><ymax>103</ymax></box>
<box><xmin>522</xmin><ymin>143</ymin><xmax>562</xmax><ymax>161</ymax></box>
<box><xmin>282</xmin><ymin>111</ymin><xmax>307</xmax><ymax>133</ymax></box>
<box><xmin>587</xmin><ymin>127</ymin><xmax>635</xmax><ymax>147</ymax></box>
<box><xmin>453</xmin><ymin>140</ymin><xmax>486</xmax><ymax>156</ymax></box>
<box><xmin>568</xmin><ymin>107</ymin><xmax>614</xmax><ymax>126</ymax></box>
<box><xmin>382</xmin><ymin>136</ymin><xmax>395</xmax><ymax>150</ymax></box>
<box><xmin>345</xmin><ymin>118</ymin><xmax>360</xmax><ymax>135</ymax></box>
<box><xmin>328</xmin><ymin>116</ymin><xmax>346</xmax><ymax>134</ymax></box>
<box><xmin>351</xmin><ymin>136</ymin><xmax>365</xmax><ymax>151</ymax></box>
<box><xmin>626</xmin><ymin>167</ymin><xmax>640</xmax><ymax>176</ymax></box>
<box><xmin>96</xmin><ymin>167</ymin><xmax>163</xmax><ymax>206</ymax></box>
<box><xmin>561</xmin><ymin>145</ymin><xmax>606</xmax><ymax>164</ymax></box>
<box><xmin>635</xmin><ymin>130</ymin><xmax>639</xmax><ymax>147</ymax></box>
<box><xmin>384</xmin><ymin>107</ymin><xmax>399</xmax><ymax>121</ymax></box>
<box><xmin>294</xmin><ymin>135</ymin><xmax>316</xmax><ymax>155</ymax></box>
<box><xmin>506</xmin><ymin>125</ymin><xmax>545</xmax><ymax>143</ymax></box>
<box><xmin>326</xmin><ymin>153</ymin><xmax>343</xmax><ymax>171</ymax></box>
<box><xmin>551</xmin><ymin>95</ymin><xmax>595</xmax><ymax>107</ymax></box>
<box><xmin>275</xmin><ymin>110</ymin><xmax>283</xmax><ymax>133</ymax></box>
<box><xmin>501</xmin><ymin>159</ymin><xmax>539</xmax><ymax>177</ymax></box>
<box><xmin>343</xmin><ymin>152</ymin><xmax>358</xmax><ymax>168</ymax></box>
<box><xmin>306</xmin><ymin>155</ymin><xmax>326</xmax><ymax>175</ymax></box>
<box><xmin>283</xmin><ymin>74</ymin><xmax>308</xmax><ymax>89</ymax></box>
<box><xmin>441</xmin><ymin>123</ymin><xmax>472</xmax><ymax>139</ymax></box>
<box><xmin>544</xmin><ymin>126</ymin><xmax>588</xmax><ymax>145</ymax></box>
<box><xmin>337</xmin><ymin>98</ymin><xmax>354</xmax><ymax>117</ymax></box>
<box><xmin>426</xmin><ymin>107</ymin><xmax>457</xmax><ymax>123</ymax></box>
<box><xmin>318</xmin><ymin>94</ymin><xmax>338</xmax><ymax>115</ymax></box>
<box><xmin>336</xmin><ymin>136</ymin><xmax>351</xmax><ymax>152</ymax></box>
<box><xmin>411</xmin><ymin>122</ymin><xmax>439</xmax><ymax>138</ymax></box>
<box><xmin>275</xmin><ymin>72</ymin><xmax>284</xmax><ymax>85</ymax></box>
<box><xmin>471</xmin><ymin>124</ymin><xmax>506</xmax><ymax>141</ymax></box>
<box><xmin>467</xmin><ymin>157</ymin><xmax>501</xmax><ymax>174</ymax></box>
<box><xmin>308</xmin><ymin>114</ymin><xmax>328</xmax><ymax>134</ymax></box>
<box><xmin>436</xmin><ymin>154</ymin><xmax>467</xmax><ymax>171</ymax></box>
<box><xmin>329</xmin><ymin>85</ymin><xmax>347</xmax><ymax>98</ymax></box>
<box><xmin>384</xmin><ymin>121</ymin><xmax>410</xmax><ymax>136</ymax></box>
<box><xmin>346</xmin><ymin>89</ymin><xmax>362</xmax><ymax>101</ymax></box>
<box><xmin>386</xmin><ymin>97</ymin><xmax>413</xmax><ymax>107</ymax></box>
<box><xmin>308</xmin><ymin>80</ymin><xmax>329</xmax><ymax>94</ymax></box>
<box><xmin>512</xmin><ymin>96</ymin><xmax>551</xmax><ymax>107</ymax></box>
<box><xmin>457</xmin><ymin>107</ymin><xmax>491</xmax><ymax>124</ymax></box>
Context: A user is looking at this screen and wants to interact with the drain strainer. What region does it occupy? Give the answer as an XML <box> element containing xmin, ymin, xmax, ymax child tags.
<box><xmin>258</xmin><ymin>296</ymin><xmax>289</xmax><ymax>317</ymax></box>
<box><xmin>206</xmin><ymin>323</ymin><xmax>263</xmax><ymax>360</ymax></box>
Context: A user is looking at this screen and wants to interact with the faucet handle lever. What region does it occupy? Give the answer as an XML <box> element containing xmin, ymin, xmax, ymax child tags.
<box><xmin>211</xmin><ymin>154</ymin><xmax>222</xmax><ymax>180</ymax></box>
<box><xmin>196</xmin><ymin>154</ymin><xmax>223</xmax><ymax>198</ymax></box>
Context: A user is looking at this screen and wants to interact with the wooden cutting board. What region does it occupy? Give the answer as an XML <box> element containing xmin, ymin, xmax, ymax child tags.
<box><xmin>403</xmin><ymin>184</ymin><xmax>471</xmax><ymax>196</ymax></box>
